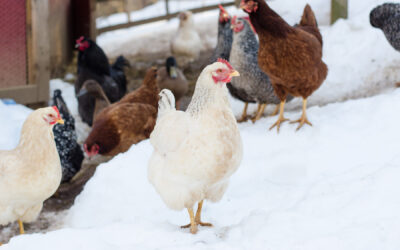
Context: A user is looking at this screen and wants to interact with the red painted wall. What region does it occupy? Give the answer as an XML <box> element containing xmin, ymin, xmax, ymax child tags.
<box><xmin>0</xmin><ymin>0</ymin><xmax>27</xmax><ymax>88</ymax></box>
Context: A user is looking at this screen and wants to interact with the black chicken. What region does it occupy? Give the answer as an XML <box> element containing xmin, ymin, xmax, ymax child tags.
<box><xmin>370</xmin><ymin>3</ymin><xmax>400</xmax><ymax>51</ymax></box>
<box><xmin>75</xmin><ymin>36</ymin><xmax>129</xmax><ymax>126</ymax></box>
<box><xmin>52</xmin><ymin>89</ymin><xmax>84</xmax><ymax>183</ymax></box>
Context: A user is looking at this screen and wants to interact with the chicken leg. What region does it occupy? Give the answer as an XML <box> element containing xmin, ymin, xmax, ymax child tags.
<box><xmin>270</xmin><ymin>104</ymin><xmax>280</xmax><ymax>116</ymax></box>
<box><xmin>251</xmin><ymin>104</ymin><xmax>267</xmax><ymax>123</ymax></box>
<box><xmin>181</xmin><ymin>200</ymin><xmax>213</xmax><ymax>231</ymax></box>
<box><xmin>269</xmin><ymin>100</ymin><xmax>289</xmax><ymax>132</ymax></box>
<box><xmin>181</xmin><ymin>208</ymin><xmax>198</xmax><ymax>234</ymax></box>
<box><xmin>237</xmin><ymin>103</ymin><xmax>249</xmax><ymax>123</ymax></box>
<box><xmin>290</xmin><ymin>99</ymin><xmax>312</xmax><ymax>130</ymax></box>
<box><xmin>18</xmin><ymin>220</ymin><xmax>25</xmax><ymax>235</ymax></box>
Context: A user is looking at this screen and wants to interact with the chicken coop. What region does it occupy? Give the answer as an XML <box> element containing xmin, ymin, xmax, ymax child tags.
<box><xmin>0</xmin><ymin>0</ymin><xmax>96</xmax><ymax>105</ymax></box>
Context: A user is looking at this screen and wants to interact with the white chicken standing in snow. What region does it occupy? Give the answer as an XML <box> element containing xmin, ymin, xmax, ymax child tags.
<box><xmin>171</xmin><ymin>11</ymin><xmax>203</xmax><ymax>63</ymax></box>
<box><xmin>148</xmin><ymin>59</ymin><xmax>243</xmax><ymax>234</ymax></box>
<box><xmin>0</xmin><ymin>107</ymin><xmax>64</xmax><ymax>238</ymax></box>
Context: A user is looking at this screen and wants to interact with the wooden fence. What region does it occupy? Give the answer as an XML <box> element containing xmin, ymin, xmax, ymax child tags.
<box><xmin>97</xmin><ymin>0</ymin><xmax>235</xmax><ymax>34</ymax></box>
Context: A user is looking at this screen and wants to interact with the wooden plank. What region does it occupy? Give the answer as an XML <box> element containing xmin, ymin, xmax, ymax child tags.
<box><xmin>331</xmin><ymin>0</ymin><xmax>348</xmax><ymax>24</ymax></box>
<box><xmin>30</xmin><ymin>0</ymin><xmax>50</xmax><ymax>103</ymax></box>
<box><xmin>97</xmin><ymin>2</ymin><xmax>235</xmax><ymax>34</ymax></box>
<box><xmin>0</xmin><ymin>85</ymin><xmax>39</xmax><ymax>104</ymax></box>
<box><xmin>26</xmin><ymin>0</ymin><xmax>34</xmax><ymax>86</ymax></box>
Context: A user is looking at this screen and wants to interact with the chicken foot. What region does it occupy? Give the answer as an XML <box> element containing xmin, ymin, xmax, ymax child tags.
<box><xmin>181</xmin><ymin>200</ymin><xmax>213</xmax><ymax>232</ymax></box>
<box><xmin>269</xmin><ymin>100</ymin><xmax>289</xmax><ymax>133</ymax></box>
<box><xmin>181</xmin><ymin>208</ymin><xmax>198</xmax><ymax>234</ymax></box>
<box><xmin>290</xmin><ymin>99</ymin><xmax>312</xmax><ymax>130</ymax></box>
<box><xmin>237</xmin><ymin>103</ymin><xmax>249</xmax><ymax>123</ymax></box>
<box><xmin>18</xmin><ymin>219</ymin><xmax>25</xmax><ymax>235</ymax></box>
<box><xmin>251</xmin><ymin>104</ymin><xmax>267</xmax><ymax>123</ymax></box>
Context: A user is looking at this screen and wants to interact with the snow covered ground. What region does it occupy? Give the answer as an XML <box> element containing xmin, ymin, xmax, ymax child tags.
<box><xmin>2</xmin><ymin>0</ymin><xmax>400</xmax><ymax>249</ymax></box>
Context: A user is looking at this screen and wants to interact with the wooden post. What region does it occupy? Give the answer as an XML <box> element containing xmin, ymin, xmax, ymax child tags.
<box><xmin>235</xmin><ymin>0</ymin><xmax>241</xmax><ymax>7</ymax></box>
<box><xmin>331</xmin><ymin>0</ymin><xmax>348</xmax><ymax>24</ymax></box>
<box><xmin>165</xmin><ymin>0</ymin><xmax>169</xmax><ymax>16</ymax></box>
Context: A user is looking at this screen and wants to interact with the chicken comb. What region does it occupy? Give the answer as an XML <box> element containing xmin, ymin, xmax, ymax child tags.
<box><xmin>218</xmin><ymin>4</ymin><xmax>228</xmax><ymax>14</ymax></box>
<box><xmin>76</xmin><ymin>36</ymin><xmax>85</xmax><ymax>44</ymax></box>
<box><xmin>217</xmin><ymin>58</ymin><xmax>233</xmax><ymax>70</ymax></box>
<box><xmin>52</xmin><ymin>106</ymin><xmax>61</xmax><ymax>119</ymax></box>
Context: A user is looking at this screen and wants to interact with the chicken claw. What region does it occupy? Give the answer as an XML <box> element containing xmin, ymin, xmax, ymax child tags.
<box><xmin>181</xmin><ymin>201</ymin><xmax>213</xmax><ymax>232</ymax></box>
<box><xmin>290</xmin><ymin>99</ymin><xmax>312</xmax><ymax>131</ymax></box>
<box><xmin>251</xmin><ymin>104</ymin><xmax>267</xmax><ymax>123</ymax></box>
<box><xmin>237</xmin><ymin>103</ymin><xmax>249</xmax><ymax>123</ymax></box>
<box><xmin>269</xmin><ymin>101</ymin><xmax>288</xmax><ymax>132</ymax></box>
<box><xmin>181</xmin><ymin>208</ymin><xmax>198</xmax><ymax>234</ymax></box>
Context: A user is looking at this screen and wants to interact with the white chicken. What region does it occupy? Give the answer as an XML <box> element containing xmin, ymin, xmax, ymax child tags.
<box><xmin>171</xmin><ymin>11</ymin><xmax>203</xmax><ymax>63</ymax></box>
<box><xmin>148</xmin><ymin>59</ymin><xmax>243</xmax><ymax>234</ymax></box>
<box><xmin>0</xmin><ymin>106</ymin><xmax>64</xmax><ymax>238</ymax></box>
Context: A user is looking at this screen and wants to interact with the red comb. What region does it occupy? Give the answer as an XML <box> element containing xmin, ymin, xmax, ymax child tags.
<box><xmin>219</xmin><ymin>4</ymin><xmax>227</xmax><ymax>12</ymax></box>
<box><xmin>217</xmin><ymin>58</ymin><xmax>233</xmax><ymax>70</ymax></box>
<box><xmin>76</xmin><ymin>36</ymin><xmax>84</xmax><ymax>44</ymax></box>
<box><xmin>52</xmin><ymin>106</ymin><xmax>61</xmax><ymax>118</ymax></box>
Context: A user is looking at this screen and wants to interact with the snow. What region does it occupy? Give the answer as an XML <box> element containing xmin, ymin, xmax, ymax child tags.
<box><xmin>2</xmin><ymin>0</ymin><xmax>400</xmax><ymax>249</ymax></box>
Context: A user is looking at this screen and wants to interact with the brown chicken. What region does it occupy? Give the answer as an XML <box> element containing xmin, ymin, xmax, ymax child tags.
<box><xmin>84</xmin><ymin>67</ymin><xmax>159</xmax><ymax>157</ymax></box>
<box><xmin>240</xmin><ymin>1</ymin><xmax>328</xmax><ymax>131</ymax></box>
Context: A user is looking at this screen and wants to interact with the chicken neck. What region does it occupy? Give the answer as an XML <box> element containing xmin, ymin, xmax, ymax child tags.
<box><xmin>248</xmin><ymin>1</ymin><xmax>293</xmax><ymax>38</ymax></box>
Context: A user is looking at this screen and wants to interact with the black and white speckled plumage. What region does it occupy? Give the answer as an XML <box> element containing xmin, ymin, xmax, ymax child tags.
<box><xmin>229</xmin><ymin>18</ymin><xmax>290</xmax><ymax>104</ymax></box>
<box><xmin>210</xmin><ymin>15</ymin><xmax>233</xmax><ymax>62</ymax></box>
<box><xmin>52</xmin><ymin>90</ymin><xmax>83</xmax><ymax>183</ymax></box>
<box><xmin>370</xmin><ymin>3</ymin><xmax>400</xmax><ymax>51</ymax></box>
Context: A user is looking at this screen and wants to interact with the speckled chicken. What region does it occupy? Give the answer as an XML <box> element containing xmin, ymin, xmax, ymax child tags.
<box><xmin>210</xmin><ymin>5</ymin><xmax>233</xmax><ymax>62</ymax></box>
<box><xmin>370</xmin><ymin>3</ymin><xmax>400</xmax><ymax>51</ymax></box>
<box><xmin>52</xmin><ymin>89</ymin><xmax>84</xmax><ymax>183</ymax></box>
<box><xmin>230</xmin><ymin>16</ymin><xmax>293</xmax><ymax>123</ymax></box>
<box><xmin>157</xmin><ymin>57</ymin><xmax>188</xmax><ymax>109</ymax></box>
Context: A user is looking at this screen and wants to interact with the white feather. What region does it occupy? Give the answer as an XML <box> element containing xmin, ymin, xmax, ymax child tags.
<box><xmin>0</xmin><ymin>107</ymin><xmax>62</xmax><ymax>225</ymax></box>
<box><xmin>148</xmin><ymin>62</ymin><xmax>243</xmax><ymax>211</ymax></box>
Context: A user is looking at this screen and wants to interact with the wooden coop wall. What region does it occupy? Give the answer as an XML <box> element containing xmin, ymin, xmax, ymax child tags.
<box><xmin>0</xmin><ymin>0</ymin><xmax>27</xmax><ymax>89</ymax></box>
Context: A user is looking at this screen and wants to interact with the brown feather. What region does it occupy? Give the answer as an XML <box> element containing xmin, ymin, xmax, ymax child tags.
<box><xmin>85</xmin><ymin>67</ymin><xmax>159</xmax><ymax>157</ymax></box>
<box><xmin>246</xmin><ymin>0</ymin><xmax>328</xmax><ymax>100</ymax></box>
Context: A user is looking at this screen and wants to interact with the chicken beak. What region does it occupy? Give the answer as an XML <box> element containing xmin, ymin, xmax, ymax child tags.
<box><xmin>230</xmin><ymin>70</ymin><xmax>240</xmax><ymax>77</ymax></box>
<box><xmin>57</xmin><ymin>118</ymin><xmax>65</xmax><ymax>125</ymax></box>
<box><xmin>239</xmin><ymin>1</ymin><xmax>246</xmax><ymax>9</ymax></box>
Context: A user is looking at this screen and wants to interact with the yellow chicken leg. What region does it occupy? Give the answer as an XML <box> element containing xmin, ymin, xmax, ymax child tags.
<box><xmin>181</xmin><ymin>208</ymin><xmax>198</xmax><ymax>234</ymax></box>
<box><xmin>269</xmin><ymin>100</ymin><xmax>289</xmax><ymax>132</ymax></box>
<box><xmin>251</xmin><ymin>104</ymin><xmax>267</xmax><ymax>123</ymax></box>
<box><xmin>181</xmin><ymin>200</ymin><xmax>212</xmax><ymax>231</ymax></box>
<box><xmin>237</xmin><ymin>103</ymin><xmax>249</xmax><ymax>123</ymax></box>
<box><xmin>18</xmin><ymin>220</ymin><xmax>25</xmax><ymax>235</ymax></box>
<box><xmin>270</xmin><ymin>104</ymin><xmax>280</xmax><ymax>116</ymax></box>
<box><xmin>290</xmin><ymin>99</ymin><xmax>312</xmax><ymax>130</ymax></box>
<box><xmin>194</xmin><ymin>200</ymin><xmax>213</xmax><ymax>227</ymax></box>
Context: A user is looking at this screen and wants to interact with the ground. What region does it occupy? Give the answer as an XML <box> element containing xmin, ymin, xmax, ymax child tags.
<box><xmin>1</xmin><ymin>0</ymin><xmax>400</xmax><ymax>249</ymax></box>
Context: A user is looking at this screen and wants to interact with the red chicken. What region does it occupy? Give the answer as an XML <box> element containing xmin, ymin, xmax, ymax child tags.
<box><xmin>240</xmin><ymin>1</ymin><xmax>328</xmax><ymax>131</ymax></box>
<box><xmin>84</xmin><ymin>67</ymin><xmax>159</xmax><ymax>157</ymax></box>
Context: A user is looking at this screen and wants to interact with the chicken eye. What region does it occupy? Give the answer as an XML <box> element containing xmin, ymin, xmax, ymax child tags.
<box><xmin>49</xmin><ymin>114</ymin><xmax>54</xmax><ymax>118</ymax></box>
<box><xmin>217</xmin><ymin>69</ymin><xmax>223</xmax><ymax>73</ymax></box>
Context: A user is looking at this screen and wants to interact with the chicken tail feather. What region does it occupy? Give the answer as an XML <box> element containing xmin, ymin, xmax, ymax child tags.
<box><xmin>158</xmin><ymin>89</ymin><xmax>176</xmax><ymax>116</ymax></box>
